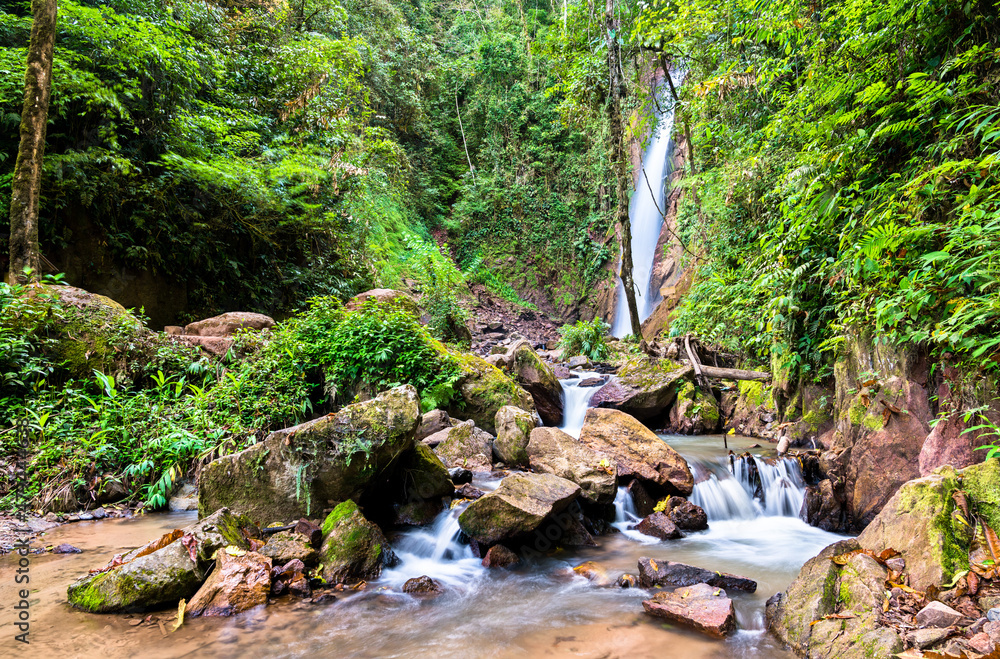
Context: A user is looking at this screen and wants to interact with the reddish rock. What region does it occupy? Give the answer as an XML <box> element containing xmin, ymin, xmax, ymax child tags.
<box><xmin>294</xmin><ymin>518</ymin><xmax>323</xmax><ymax>548</ymax></box>
<box><xmin>967</xmin><ymin>632</ymin><xmax>995</xmax><ymax>655</ymax></box>
<box><xmin>402</xmin><ymin>575</ymin><xmax>443</xmax><ymax>595</ymax></box>
<box><xmin>184</xmin><ymin>312</ymin><xmax>274</xmax><ymax>337</ymax></box>
<box><xmin>642</xmin><ymin>583</ymin><xmax>737</xmax><ymax>638</ymax></box>
<box><xmin>188</xmin><ymin>551</ymin><xmax>272</xmax><ymax>617</ymax></box>
<box><xmin>481</xmin><ymin>545</ymin><xmax>520</xmax><ymax>568</ymax></box>
<box><xmin>170</xmin><ymin>335</ymin><xmax>233</xmax><ymax>357</ymax></box>
<box><xmin>638</xmin><ymin>557</ymin><xmax>757</xmax><ymax>592</ymax></box>
<box><xmin>635</xmin><ymin>512</ymin><xmax>682</xmax><ymax>540</ymax></box>
<box><xmin>455</xmin><ymin>483</ymin><xmax>485</xmax><ymax>499</ymax></box>
<box><xmin>668</xmin><ymin>499</ymin><xmax>708</xmax><ymax>531</ymax></box>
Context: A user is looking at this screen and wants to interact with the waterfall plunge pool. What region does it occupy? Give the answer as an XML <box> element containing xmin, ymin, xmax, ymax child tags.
<box><xmin>6</xmin><ymin>434</ymin><xmax>848</xmax><ymax>659</ymax></box>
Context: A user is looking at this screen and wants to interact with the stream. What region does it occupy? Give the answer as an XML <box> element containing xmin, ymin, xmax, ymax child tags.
<box><xmin>4</xmin><ymin>428</ymin><xmax>846</xmax><ymax>659</ymax></box>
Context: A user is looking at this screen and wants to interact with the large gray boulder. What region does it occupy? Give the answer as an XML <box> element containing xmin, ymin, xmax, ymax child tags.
<box><xmin>432</xmin><ymin>420</ymin><xmax>495</xmax><ymax>472</ymax></box>
<box><xmin>67</xmin><ymin>508</ymin><xmax>253</xmax><ymax>612</ymax></box>
<box><xmin>458</xmin><ymin>473</ymin><xmax>581</xmax><ymax>545</ymax></box>
<box><xmin>578</xmin><ymin>408</ymin><xmax>693</xmax><ymax>496</ymax></box>
<box><xmin>198</xmin><ymin>385</ymin><xmax>420</xmax><ymax>526</ymax></box>
<box><xmin>589</xmin><ymin>356</ymin><xmax>692</xmax><ymax>420</ymax></box>
<box><xmin>504</xmin><ymin>340</ymin><xmax>564</xmax><ymax>426</ymax></box>
<box><xmin>526</xmin><ymin>427</ymin><xmax>616</xmax><ymax>505</ymax></box>
<box><xmin>493</xmin><ymin>405</ymin><xmax>536</xmax><ymax>468</ymax></box>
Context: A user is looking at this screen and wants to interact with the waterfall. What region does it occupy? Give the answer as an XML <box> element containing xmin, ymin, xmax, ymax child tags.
<box><xmin>690</xmin><ymin>454</ymin><xmax>807</xmax><ymax>522</ymax></box>
<box><xmin>557</xmin><ymin>371</ymin><xmax>602</xmax><ymax>438</ymax></box>
<box><xmin>612</xmin><ymin>77</ymin><xmax>677</xmax><ymax>338</ymax></box>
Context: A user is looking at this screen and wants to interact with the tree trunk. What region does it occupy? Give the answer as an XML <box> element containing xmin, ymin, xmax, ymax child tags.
<box><xmin>606</xmin><ymin>0</ymin><xmax>642</xmax><ymax>338</ymax></box>
<box><xmin>8</xmin><ymin>0</ymin><xmax>57</xmax><ymax>284</ymax></box>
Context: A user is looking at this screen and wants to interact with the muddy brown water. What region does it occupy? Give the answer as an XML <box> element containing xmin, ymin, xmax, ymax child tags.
<box><xmin>1</xmin><ymin>435</ymin><xmax>845</xmax><ymax>658</ymax></box>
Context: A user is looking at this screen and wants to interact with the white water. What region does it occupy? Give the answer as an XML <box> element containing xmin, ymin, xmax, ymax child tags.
<box><xmin>557</xmin><ymin>370</ymin><xmax>603</xmax><ymax>438</ymax></box>
<box><xmin>612</xmin><ymin>78</ymin><xmax>677</xmax><ymax>338</ymax></box>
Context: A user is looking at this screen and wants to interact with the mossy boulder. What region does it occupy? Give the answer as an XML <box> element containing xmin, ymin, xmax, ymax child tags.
<box><xmin>590</xmin><ymin>356</ymin><xmax>692</xmax><ymax>420</ymax></box>
<box><xmin>318</xmin><ymin>500</ymin><xmax>396</xmax><ymax>584</ymax></box>
<box><xmin>458</xmin><ymin>472</ymin><xmax>581</xmax><ymax>546</ymax></box>
<box><xmin>504</xmin><ymin>340</ymin><xmax>563</xmax><ymax>426</ymax></box>
<box><xmin>961</xmin><ymin>458</ymin><xmax>1000</xmax><ymax>534</ymax></box>
<box><xmin>432</xmin><ymin>420</ymin><xmax>495</xmax><ymax>472</ymax></box>
<box><xmin>198</xmin><ymin>385</ymin><xmax>420</xmax><ymax>526</ymax></box>
<box><xmin>668</xmin><ymin>382</ymin><xmax>720</xmax><ymax>434</ymax></box>
<box><xmin>578</xmin><ymin>408</ymin><xmax>693</xmax><ymax>496</ymax></box>
<box><xmin>67</xmin><ymin>508</ymin><xmax>253</xmax><ymax>613</ymax></box>
<box><xmin>259</xmin><ymin>531</ymin><xmax>318</xmax><ymax>565</ymax></box>
<box><xmin>856</xmin><ymin>467</ymin><xmax>969</xmax><ymax>591</ymax></box>
<box><xmin>728</xmin><ymin>380</ymin><xmax>778</xmax><ymax>437</ymax></box>
<box><xmin>526</xmin><ymin>427</ymin><xmax>617</xmax><ymax>505</ymax></box>
<box><xmin>493</xmin><ymin>405</ymin><xmax>536</xmax><ymax>468</ymax></box>
<box><xmin>345</xmin><ymin>289</ymin><xmax>421</xmax><ymax>317</ymax></box>
<box><xmin>440</xmin><ymin>345</ymin><xmax>535</xmax><ymax>433</ymax></box>
<box><xmin>392</xmin><ymin>443</ymin><xmax>454</xmax><ymax>525</ymax></box>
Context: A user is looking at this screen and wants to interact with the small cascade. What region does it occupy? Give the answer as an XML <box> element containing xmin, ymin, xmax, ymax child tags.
<box><xmin>557</xmin><ymin>371</ymin><xmax>602</xmax><ymax>438</ymax></box>
<box><xmin>688</xmin><ymin>453</ymin><xmax>808</xmax><ymax>522</ymax></box>
<box><xmin>383</xmin><ymin>503</ymin><xmax>482</xmax><ymax>588</ymax></box>
<box><xmin>611</xmin><ymin>486</ymin><xmax>660</xmax><ymax>544</ymax></box>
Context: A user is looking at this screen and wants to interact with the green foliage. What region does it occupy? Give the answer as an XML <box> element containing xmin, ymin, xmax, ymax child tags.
<box><xmin>558</xmin><ymin>318</ymin><xmax>611</xmax><ymax>361</ymax></box>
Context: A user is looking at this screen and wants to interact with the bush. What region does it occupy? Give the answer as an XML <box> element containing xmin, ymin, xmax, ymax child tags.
<box><xmin>558</xmin><ymin>318</ymin><xmax>611</xmax><ymax>361</ymax></box>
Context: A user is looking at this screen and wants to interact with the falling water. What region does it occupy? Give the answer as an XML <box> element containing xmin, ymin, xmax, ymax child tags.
<box><xmin>612</xmin><ymin>76</ymin><xmax>677</xmax><ymax>338</ymax></box>
<box><xmin>690</xmin><ymin>454</ymin><xmax>807</xmax><ymax>522</ymax></box>
<box><xmin>557</xmin><ymin>371</ymin><xmax>603</xmax><ymax>438</ymax></box>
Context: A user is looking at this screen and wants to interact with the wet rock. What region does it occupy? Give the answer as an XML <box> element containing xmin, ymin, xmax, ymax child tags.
<box><xmin>589</xmin><ymin>357</ymin><xmax>692</xmax><ymax>421</ymax></box>
<box><xmin>259</xmin><ymin>531</ymin><xmax>318</xmax><ymax>565</ymax></box>
<box><xmin>184</xmin><ymin>312</ymin><xmax>275</xmax><ymax>337</ymax></box>
<box><xmin>53</xmin><ymin>544</ymin><xmax>83</xmax><ymax>554</ymax></box>
<box><xmin>402</xmin><ymin>575</ymin><xmax>444</xmax><ymax>596</ymax></box>
<box><xmin>416</xmin><ymin>409</ymin><xmax>454</xmax><ymax>442</ymax></box>
<box><xmin>92</xmin><ymin>507</ymin><xmax>107</xmax><ymax>519</ymax></box>
<box><xmin>578</xmin><ymin>377</ymin><xmax>605</xmax><ymax>387</ymax></box>
<box><xmin>578</xmin><ymin>408</ymin><xmax>693</xmax><ymax>496</ymax></box>
<box><xmin>318</xmin><ymin>500</ymin><xmax>397</xmax><ymax>585</ymax></box>
<box><xmin>433</xmin><ymin>421</ymin><xmax>495</xmax><ymax>472</ymax></box>
<box><xmin>481</xmin><ymin>545</ymin><xmax>519</xmax><ymax>568</ymax></box>
<box><xmin>448</xmin><ymin>467</ymin><xmax>473</xmax><ymax>485</ymax></box>
<box><xmin>458</xmin><ymin>473</ymin><xmax>581</xmax><ymax>545</ymax></box>
<box><xmin>187</xmin><ymin>551</ymin><xmax>272</xmax><ymax>617</ymax></box>
<box><xmin>455</xmin><ymin>483</ymin><xmax>485</xmax><ymax>499</ymax></box>
<box><xmin>668</xmin><ymin>383</ymin><xmax>721</xmax><ymax>434</ymax></box>
<box><xmin>67</xmin><ymin>508</ymin><xmax>254</xmax><ymax>613</ymax></box>
<box><xmin>493</xmin><ymin>405</ymin><xmax>536</xmax><ymax>468</ymax></box>
<box><xmin>573</xmin><ymin>561</ymin><xmax>612</xmax><ymax>586</ymax></box>
<box><xmin>803</xmin><ymin>478</ymin><xmax>848</xmax><ymax>532</ymax></box>
<box><xmin>393</xmin><ymin>443</ymin><xmax>454</xmax><ymax>525</ymax></box>
<box><xmin>635</xmin><ymin>512</ymin><xmax>682</xmax><ymax>540</ymax></box>
<box><xmin>668</xmin><ymin>499</ymin><xmax>708</xmax><ymax>531</ymax></box>
<box><xmin>199</xmin><ymin>385</ymin><xmax>420</xmax><ymax>526</ymax></box>
<box><xmin>616</xmin><ymin>574</ymin><xmax>639</xmax><ymax>588</ymax></box>
<box><xmin>168</xmin><ymin>481</ymin><xmax>198</xmax><ymax>512</ymax></box>
<box><xmin>642</xmin><ymin>583</ymin><xmax>737</xmax><ymax>638</ymax></box>
<box><xmin>293</xmin><ymin>519</ymin><xmax>323</xmax><ymax>549</ymax></box>
<box><xmin>504</xmin><ymin>340</ymin><xmax>564</xmax><ymax>426</ymax></box>
<box><xmin>915</xmin><ymin>601</ymin><xmax>963</xmax><ymax>628</ymax></box>
<box><xmin>270</xmin><ymin>558</ymin><xmax>306</xmax><ymax>597</ymax></box>
<box><xmin>856</xmin><ymin>468</ymin><xmax>968</xmax><ymax>591</ymax></box>
<box><xmin>626</xmin><ymin>480</ymin><xmax>657</xmax><ymax>518</ymax></box>
<box><xmin>638</xmin><ymin>557</ymin><xmax>757</xmax><ymax>592</ymax></box>
<box><xmin>567</xmin><ymin>355</ymin><xmax>591</xmax><ymax>369</ymax></box>
<box><xmin>526</xmin><ymin>427</ymin><xmax>617</xmax><ymax>505</ymax></box>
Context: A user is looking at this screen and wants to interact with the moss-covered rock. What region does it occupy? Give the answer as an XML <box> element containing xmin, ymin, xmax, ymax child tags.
<box><xmin>318</xmin><ymin>500</ymin><xmax>396</xmax><ymax>584</ymax></box>
<box><xmin>259</xmin><ymin>531</ymin><xmax>318</xmax><ymax>565</ymax></box>
<box><xmin>458</xmin><ymin>472</ymin><xmax>581</xmax><ymax>545</ymax></box>
<box><xmin>493</xmin><ymin>405</ymin><xmax>536</xmax><ymax>468</ymax></box>
<box><xmin>505</xmin><ymin>340</ymin><xmax>563</xmax><ymax>426</ymax></box>
<box><xmin>437</xmin><ymin>344</ymin><xmax>535</xmax><ymax>433</ymax></box>
<box><xmin>962</xmin><ymin>458</ymin><xmax>1000</xmax><ymax>534</ymax></box>
<box><xmin>589</xmin><ymin>356</ymin><xmax>692</xmax><ymax>421</ymax></box>
<box><xmin>198</xmin><ymin>385</ymin><xmax>420</xmax><ymax>526</ymax></box>
<box><xmin>668</xmin><ymin>382</ymin><xmax>720</xmax><ymax>434</ymax></box>
<box><xmin>391</xmin><ymin>443</ymin><xmax>454</xmax><ymax>525</ymax></box>
<box><xmin>432</xmin><ymin>420</ymin><xmax>495</xmax><ymax>472</ymax></box>
<box><xmin>526</xmin><ymin>427</ymin><xmax>617</xmax><ymax>505</ymax></box>
<box><xmin>67</xmin><ymin>508</ymin><xmax>253</xmax><ymax>612</ymax></box>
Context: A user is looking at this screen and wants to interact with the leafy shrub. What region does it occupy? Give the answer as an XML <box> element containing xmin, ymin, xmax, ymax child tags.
<box><xmin>558</xmin><ymin>318</ymin><xmax>611</xmax><ymax>361</ymax></box>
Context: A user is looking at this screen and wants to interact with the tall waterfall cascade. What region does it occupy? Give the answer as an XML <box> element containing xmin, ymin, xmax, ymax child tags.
<box><xmin>612</xmin><ymin>77</ymin><xmax>678</xmax><ymax>338</ymax></box>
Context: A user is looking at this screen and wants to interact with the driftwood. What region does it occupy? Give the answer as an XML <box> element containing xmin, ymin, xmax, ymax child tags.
<box><xmin>697</xmin><ymin>365</ymin><xmax>771</xmax><ymax>381</ymax></box>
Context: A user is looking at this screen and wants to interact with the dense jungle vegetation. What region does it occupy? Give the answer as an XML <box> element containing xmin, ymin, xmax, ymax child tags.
<box><xmin>2</xmin><ymin>0</ymin><xmax>999</xmax><ymax>507</ymax></box>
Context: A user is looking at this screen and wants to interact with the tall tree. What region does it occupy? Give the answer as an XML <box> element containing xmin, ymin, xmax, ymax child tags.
<box><xmin>8</xmin><ymin>0</ymin><xmax>57</xmax><ymax>284</ymax></box>
<box><xmin>606</xmin><ymin>0</ymin><xmax>642</xmax><ymax>337</ymax></box>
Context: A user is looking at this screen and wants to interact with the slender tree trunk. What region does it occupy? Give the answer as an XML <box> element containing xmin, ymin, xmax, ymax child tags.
<box><xmin>659</xmin><ymin>55</ymin><xmax>696</xmax><ymax>175</ymax></box>
<box><xmin>9</xmin><ymin>0</ymin><xmax>57</xmax><ymax>284</ymax></box>
<box><xmin>606</xmin><ymin>0</ymin><xmax>641</xmax><ymax>337</ymax></box>
<box><xmin>456</xmin><ymin>91</ymin><xmax>476</xmax><ymax>184</ymax></box>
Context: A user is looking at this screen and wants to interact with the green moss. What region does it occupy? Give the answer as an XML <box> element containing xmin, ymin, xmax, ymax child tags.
<box><xmin>322</xmin><ymin>500</ymin><xmax>358</xmax><ymax>536</ymax></box>
<box><xmin>898</xmin><ymin>467</ymin><xmax>969</xmax><ymax>582</ymax></box>
<box><xmin>861</xmin><ymin>412</ymin><xmax>885</xmax><ymax>432</ymax></box>
<box><xmin>963</xmin><ymin>459</ymin><xmax>1000</xmax><ymax>534</ymax></box>
<box><xmin>802</xmin><ymin>407</ymin><xmax>831</xmax><ymax>431</ymax></box>
<box><xmin>838</xmin><ymin>580</ymin><xmax>851</xmax><ymax>608</ymax></box>
<box><xmin>737</xmin><ymin>380</ymin><xmax>770</xmax><ymax>408</ymax></box>
<box><xmin>848</xmin><ymin>399</ymin><xmax>868</xmax><ymax>426</ymax></box>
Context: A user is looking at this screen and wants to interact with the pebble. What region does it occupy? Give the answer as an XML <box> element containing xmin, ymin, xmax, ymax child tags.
<box><xmin>989</xmin><ymin>608</ymin><xmax>1000</xmax><ymax>622</ymax></box>
<box><xmin>52</xmin><ymin>543</ymin><xmax>83</xmax><ymax>554</ymax></box>
<box><xmin>915</xmin><ymin>601</ymin><xmax>963</xmax><ymax>628</ymax></box>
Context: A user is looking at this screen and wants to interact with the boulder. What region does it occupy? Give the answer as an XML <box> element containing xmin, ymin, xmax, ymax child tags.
<box><xmin>442</xmin><ymin>346</ymin><xmax>536</xmax><ymax>433</ymax></box>
<box><xmin>168</xmin><ymin>482</ymin><xmax>198</xmax><ymax>512</ymax></box>
<box><xmin>505</xmin><ymin>340</ymin><xmax>564</xmax><ymax>426</ymax></box>
<box><xmin>458</xmin><ymin>473</ymin><xmax>581</xmax><ymax>545</ymax></box>
<box><xmin>198</xmin><ymin>385</ymin><xmax>420</xmax><ymax>525</ymax></box>
<box><xmin>573</xmin><ymin>561</ymin><xmax>612</xmax><ymax>586</ymax></box>
<box><xmin>637</xmin><ymin>557</ymin><xmax>757</xmax><ymax>592</ymax></box>
<box><xmin>345</xmin><ymin>289</ymin><xmax>421</xmax><ymax>317</ymax></box>
<box><xmin>259</xmin><ymin>531</ymin><xmax>318</xmax><ymax>565</ymax></box>
<box><xmin>567</xmin><ymin>355</ymin><xmax>591</xmax><ymax>369</ymax></box>
<box><xmin>642</xmin><ymin>583</ymin><xmax>737</xmax><ymax>638</ymax></box>
<box><xmin>526</xmin><ymin>427</ymin><xmax>616</xmax><ymax>505</ymax></box>
<box><xmin>856</xmin><ymin>468</ymin><xmax>969</xmax><ymax>591</ymax></box>
<box><xmin>433</xmin><ymin>421</ymin><xmax>495</xmax><ymax>472</ymax></box>
<box><xmin>481</xmin><ymin>545</ymin><xmax>520</xmax><ymax>568</ymax></box>
<box><xmin>578</xmin><ymin>408</ymin><xmax>693</xmax><ymax>496</ymax></box>
<box><xmin>402</xmin><ymin>575</ymin><xmax>443</xmax><ymax>595</ymax></box>
<box><xmin>393</xmin><ymin>443</ymin><xmax>454</xmax><ymax>525</ymax></box>
<box><xmin>635</xmin><ymin>512</ymin><xmax>682</xmax><ymax>540</ymax></box>
<box><xmin>668</xmin><ymin>499</ymin><xmax>708</xmax><ymax>531</ymax></box>
<box><xmin>493</xmin><ymin>406</ymin><xmax>536</xmax><ymax>468</ymax></box>
<box><xmin>962</xmin><ymin>458</ymin><xmax>1000</xmax><ymax>534</ymax></box>
<box><xmin>669</xmin><ymin>383</ymin><xmax>721</xmax><ymax>434</ymax></box>
<box><xmin>455</xmin><ymin>483</ymin><xmax>485</xmax><ymax>499</ymax></box>
<box><xmin>416</xmin><ymin>409</ymin><xmax>454</xmax><ymax>442</ymax></box>
<box><xmin>187</xmin><ymin>551</ymin><xmax>272</xmax><ymax>617</ymax></box>
<box><xmin>803</xmin><ymin>479</ymin><xmax>849</xmax><ymax>532</ymax></box>
<box><xmin>67</xmin><ymin>508</ymin><xmax>253</xmax><ymax>612</ymax></box>
<box><xmin>448</xmin><ymin>467</ymin><xmax>473</xmax><ymax>485</ymax></box>
<box><xmin>318</xmin><ymin>500</ymin><xmax>396</xmax><ymax>584</ymax></box>
<box><xmin>589</xmin><ymin>356</ymin><xmax>692</xmax><ymax>420</ymax></box>
<box><xmin>183</xmin><ymin>312</ymin><xmax>274</xmax><ymax>337</ymax></box>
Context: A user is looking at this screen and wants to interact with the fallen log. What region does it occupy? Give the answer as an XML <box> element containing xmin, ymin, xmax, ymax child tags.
<box><xmin>697</xmin><ymin>365</ymin><xmax>771</xmax><ymax>381</ymax></box>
